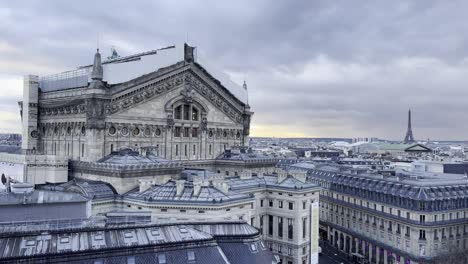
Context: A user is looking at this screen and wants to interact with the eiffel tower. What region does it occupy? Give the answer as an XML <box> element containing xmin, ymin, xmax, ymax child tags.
<box><xmin>403</xmin><ymin>109</ymin><xmax>415</xmax><ymax>144</ymax></box>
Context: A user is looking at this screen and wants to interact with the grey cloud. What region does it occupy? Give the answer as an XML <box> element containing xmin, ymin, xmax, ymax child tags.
<box><xmin>1</xmin><ymin>0</ymin><xmax>468</xmax><ymax>139</ymax></box>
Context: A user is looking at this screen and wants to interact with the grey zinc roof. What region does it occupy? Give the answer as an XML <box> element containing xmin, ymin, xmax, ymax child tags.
<box><xmin>97</xmin><ymin>148</ymin><xmax>176</xmax><ymax>165</ymax></box>
<box><xmin>125</xmin><ymin>180</ymin><xmax>251</xmax><ymax>204</ymax></box>
<box><xmin>0</xmin><ymin>224</ymin><xmax>211</xmax><ymax>259</ymax></box>
<box><xmin>62</xmin><ymin>179</ymin><xmax>117</xmax><ymax>199</ymax></box>
<box><xmin>218</xmin><ymin>240</ymin><xmax>277</xmax><ymax>264</ymax></box>
<box><xmin>305</xmin><ymin>164</ymin><xmax>468</xmax><ymax>200</ymax></box>
<box><xmin>0</xmin><ymin>190</ymin><xmax>88</xmax><ymax>206</ymax></box>
<box><xmin>216</xmin><ymin>151</ymin><xmax>281</xmax><ymax>162</ymax></box>
<box><xmin>73</xmin><ymin>246</ymin><xmax>229</xmax><ymax>264</ymax></box>
<box><xmin>225</xmin><ymin>175</ymin><xmax>319</xmax><ymax>192</ymax></box>
<box><xmin>0</xmin><ymin>222</ymin><xmax>271</xmax><ymax>263</ymax></box>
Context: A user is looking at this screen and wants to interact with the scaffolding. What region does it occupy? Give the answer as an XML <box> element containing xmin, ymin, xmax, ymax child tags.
<box><xmin>39</xmin><ymin>68</ymin><xmax>90</xmax><ymax>92</ymax></box>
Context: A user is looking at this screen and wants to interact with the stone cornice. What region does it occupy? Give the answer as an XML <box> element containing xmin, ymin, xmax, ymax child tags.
<box><xmin>70</xmin><ymin>160</ymin><xmax>184</xmax><ymax>177</ymax></box>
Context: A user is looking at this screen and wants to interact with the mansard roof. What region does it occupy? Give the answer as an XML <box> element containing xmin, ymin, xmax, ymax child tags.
<box><xmin>225</xmin><ymin>175</ymin><xmax>320</xmax><ymax>192</ymax></box>
<box><xmin>97</xmin><ymin>148</ymin><xmax>174</xmax><ymax>164</ymax></box>
<box><xmin>125</xmin><ymin>180</ymin><xmax>251</xmax><ymax>205</ymax></box>
<box><xmin>71</xmin><ymin>148</ymin><xmax>183</xmax><ymax>171</ymax></box>
<box><xmin>305</xmin><ymin>164</ymin><xmax>468</xmax><ymax>200</ymax></box>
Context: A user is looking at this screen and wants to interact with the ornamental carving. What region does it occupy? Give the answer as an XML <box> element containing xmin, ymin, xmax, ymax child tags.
<box><xmin>40</xmin><ymin>104</ymin><xmax>86</xmax><ymax>117</ymax></box>
<box><xmin>201</xmin><ymin>117</ymin><xmax>208</xmax><ymax>131</ymax></box>
<box><xmin>106</xmin><ymin>74</ymin><xmax>184</xmax><ymax>115</ymax></box>
<box><xmin>166</xmin><ymin>114</ymin><xmax>174</xmax><ymax>129</ymax></box>
<box><xmin>181</xmin><ymin>75</ymin><xmax>195</xmax><ymax>103</ymax></box>
<box><xmin>184</xmin><ymin>73</ymin><xmax>243</xmax><ymax>123</ymax></box>
<box><xmin>105</xmin><ymin>70</ymin><xmax>245</xmax><ymax>125</ymax></box>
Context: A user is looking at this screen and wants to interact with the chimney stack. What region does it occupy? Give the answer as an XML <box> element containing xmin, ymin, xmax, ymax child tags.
<box><xmin>176</xmin><ymin>180</ymin><xmax>185</xmax><ymax>196</ymax></box>
<box><xmin>193</xmin><ymin>180</ymin><xmax>202</xmax><ymax>197</ymax></box>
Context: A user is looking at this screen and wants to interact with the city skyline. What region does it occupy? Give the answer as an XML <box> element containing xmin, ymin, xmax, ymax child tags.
<box><xmin>2</xmin><ymin>1</ymin><xmax>468</xmax><ymax>140</ymax></box>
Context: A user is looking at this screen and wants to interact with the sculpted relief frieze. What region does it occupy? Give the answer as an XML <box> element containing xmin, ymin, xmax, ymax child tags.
<box><xmin>106</xmin><ymin>74</ymin><xmax>184</xmax><ymax>115</ymax></box>
<box><xmin>105</xmin><ymin>69</ymin><xmax>245</xmax><ymax>124</ymax></box>
<box><xmin>105</xmin><ymin>122</ymin><xmax>166</xmax><ymax>138</ymax></box>
<box><xmin>39</xmin><ymin>104</ymin><xmax>86</xmax><ymax>117</ymax></box>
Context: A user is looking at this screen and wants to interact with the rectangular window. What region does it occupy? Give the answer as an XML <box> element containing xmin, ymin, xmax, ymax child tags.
<box><xmin>279</xmin><ymin>201</ymin><xmax>283</xmax><ymax>209</ymax></box>
<box><xmin>268</xmin><ymin>215</ymin><xmax>274</xmax><ymax>236</ymax></box>
<box><xmin>259</xmin><ymin>215</ymin><xmax>264</xmax><ymax>234</ymax></box>
<box><xmin>174</xmin><ymin>127</ymin><xmax>181</xmax><ymax>137</ymax></box>
<box><xmin>209</xmin><ymin>144</ymin><xmax>212</xmax><ymax>155</ymax></box>
<box><xmin>184</xmin><ymin>144</ymin><xmax>187</xmax><ymax>156</ymax></box>
<box><xmin>278</xmin><ymin>217</ymin><xmax>283</xmax><ymax>238</ymax></box>
<box><xmin>183</xmin><ymin>127</ymin><xmax>190</xmax><ymax>137</ymax></box>
<box><xmin>419</xmin><ymin>230</ymin><xmax>426</xmax><ymax>240</ymax></box>
<box><xmin>175</xmin><ymin>145</ymin><xmax>179</xmax><ymax>156</ymax></box>
<box><xmin>269</xmin><ymin>200</ymin><xmax>273</xmax><ymax>207</ymax></box>
<box><xmin>260</xmin><ymin>200</ymin><xmax>264</xmax><ymax>207</ymax></box>
<box><xmin>192</xmin><ymin>127</ymin><xmax>198</xmax><ymax>138</ymax></box>
<box><xmin>420</xmin><ymin>215</ymin><xmax>425</xmax><ymax>224</ymax></box>
<box><xmin>193</xmin><ymin>144</ymin><xmax>196</xmax><ymax>155</ymax></box>
<box><xmin>288</xmin><ymin>218</ymin><xmax>294</xmax><ymax>239</ymax></box>
<box><xmin>303</xmin><ymin>201</ymin><xmax>307</xmax><ymax>209</ymax></box>
<box><xmin>289</xmin><ymin>202</ymin><xmax>294</xmax><ymax>210</ymax></box>
<box><xmin>302</xmin><ymin>217</ymin><xmax>307</xmax><ymax>238</ymax></box>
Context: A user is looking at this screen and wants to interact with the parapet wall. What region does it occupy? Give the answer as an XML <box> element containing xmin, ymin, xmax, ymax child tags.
<box><xmin>0</xmin><ymin>152</ymin><xmax>68</xmax><ymax>185</ymax></box>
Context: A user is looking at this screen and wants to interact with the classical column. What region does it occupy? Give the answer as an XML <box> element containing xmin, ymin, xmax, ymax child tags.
<box><xmin>376</xmin><ymin>246</ymin><xmax>380</xmax><ymax>264</ymax></box>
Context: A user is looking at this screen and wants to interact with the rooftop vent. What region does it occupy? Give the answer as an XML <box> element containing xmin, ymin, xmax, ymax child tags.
<box><xmin>10</xmin><ymin>183</ymin><xmax>34</xmax><ymax>194</ymax></box>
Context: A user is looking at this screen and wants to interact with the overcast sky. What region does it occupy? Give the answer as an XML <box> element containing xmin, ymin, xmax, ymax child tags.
<box><xmin>1</xmin><ymin>1</ymin><xmax>468</xmax><ymax>140</ymax></box>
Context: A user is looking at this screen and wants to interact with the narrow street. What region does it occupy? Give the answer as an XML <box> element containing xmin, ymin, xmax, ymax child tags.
<box><xmin>319</xmin><ymin>242</ymin><xmax>354</xmax><ymax>264</ymax></box>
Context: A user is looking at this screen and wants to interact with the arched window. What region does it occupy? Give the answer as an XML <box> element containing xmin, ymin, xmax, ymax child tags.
<box><xmin>173</xmin><ymin>104</ymin><xmax>200</xmax><ymax>121</ymax></box>
<box><xmin>183</xmin><ymin>105</ymin><xmax>190</xmax><ymax>120</ymax></box>
<box><xmin>174</xmin><ymin>105</ymin><xmax>182</xmax><ymax>119</ymax></box>
<box><xmin>192</xmin><ymin>107</ymin><xmax>199</xmax><ymax>121</ymax></box>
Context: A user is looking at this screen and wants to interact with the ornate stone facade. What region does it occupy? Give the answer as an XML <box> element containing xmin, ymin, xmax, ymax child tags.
<box><xmin>22</xmin><ymin>44</ymin><xmax>253</xmax><ymax>162</ymax></box>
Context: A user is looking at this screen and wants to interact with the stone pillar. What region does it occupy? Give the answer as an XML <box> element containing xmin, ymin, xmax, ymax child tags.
<box><xmin>22</xmin><ymin>75</ymin><xmax>39</xmax><ymax>152</ymax></box>
<box><xmin>355</xmin><ymin>238</ymin><xmax>359</xmax><ymax>253</ymax></box>
<box><xmin>376</xmin><ymin>246</ymin><xmax>380</xmax><ymax>264</ymax></box>
<box><xmin>164</xmin><ymin>126</ymin><xmax>172</xmax><ymax>160</ymax></box>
